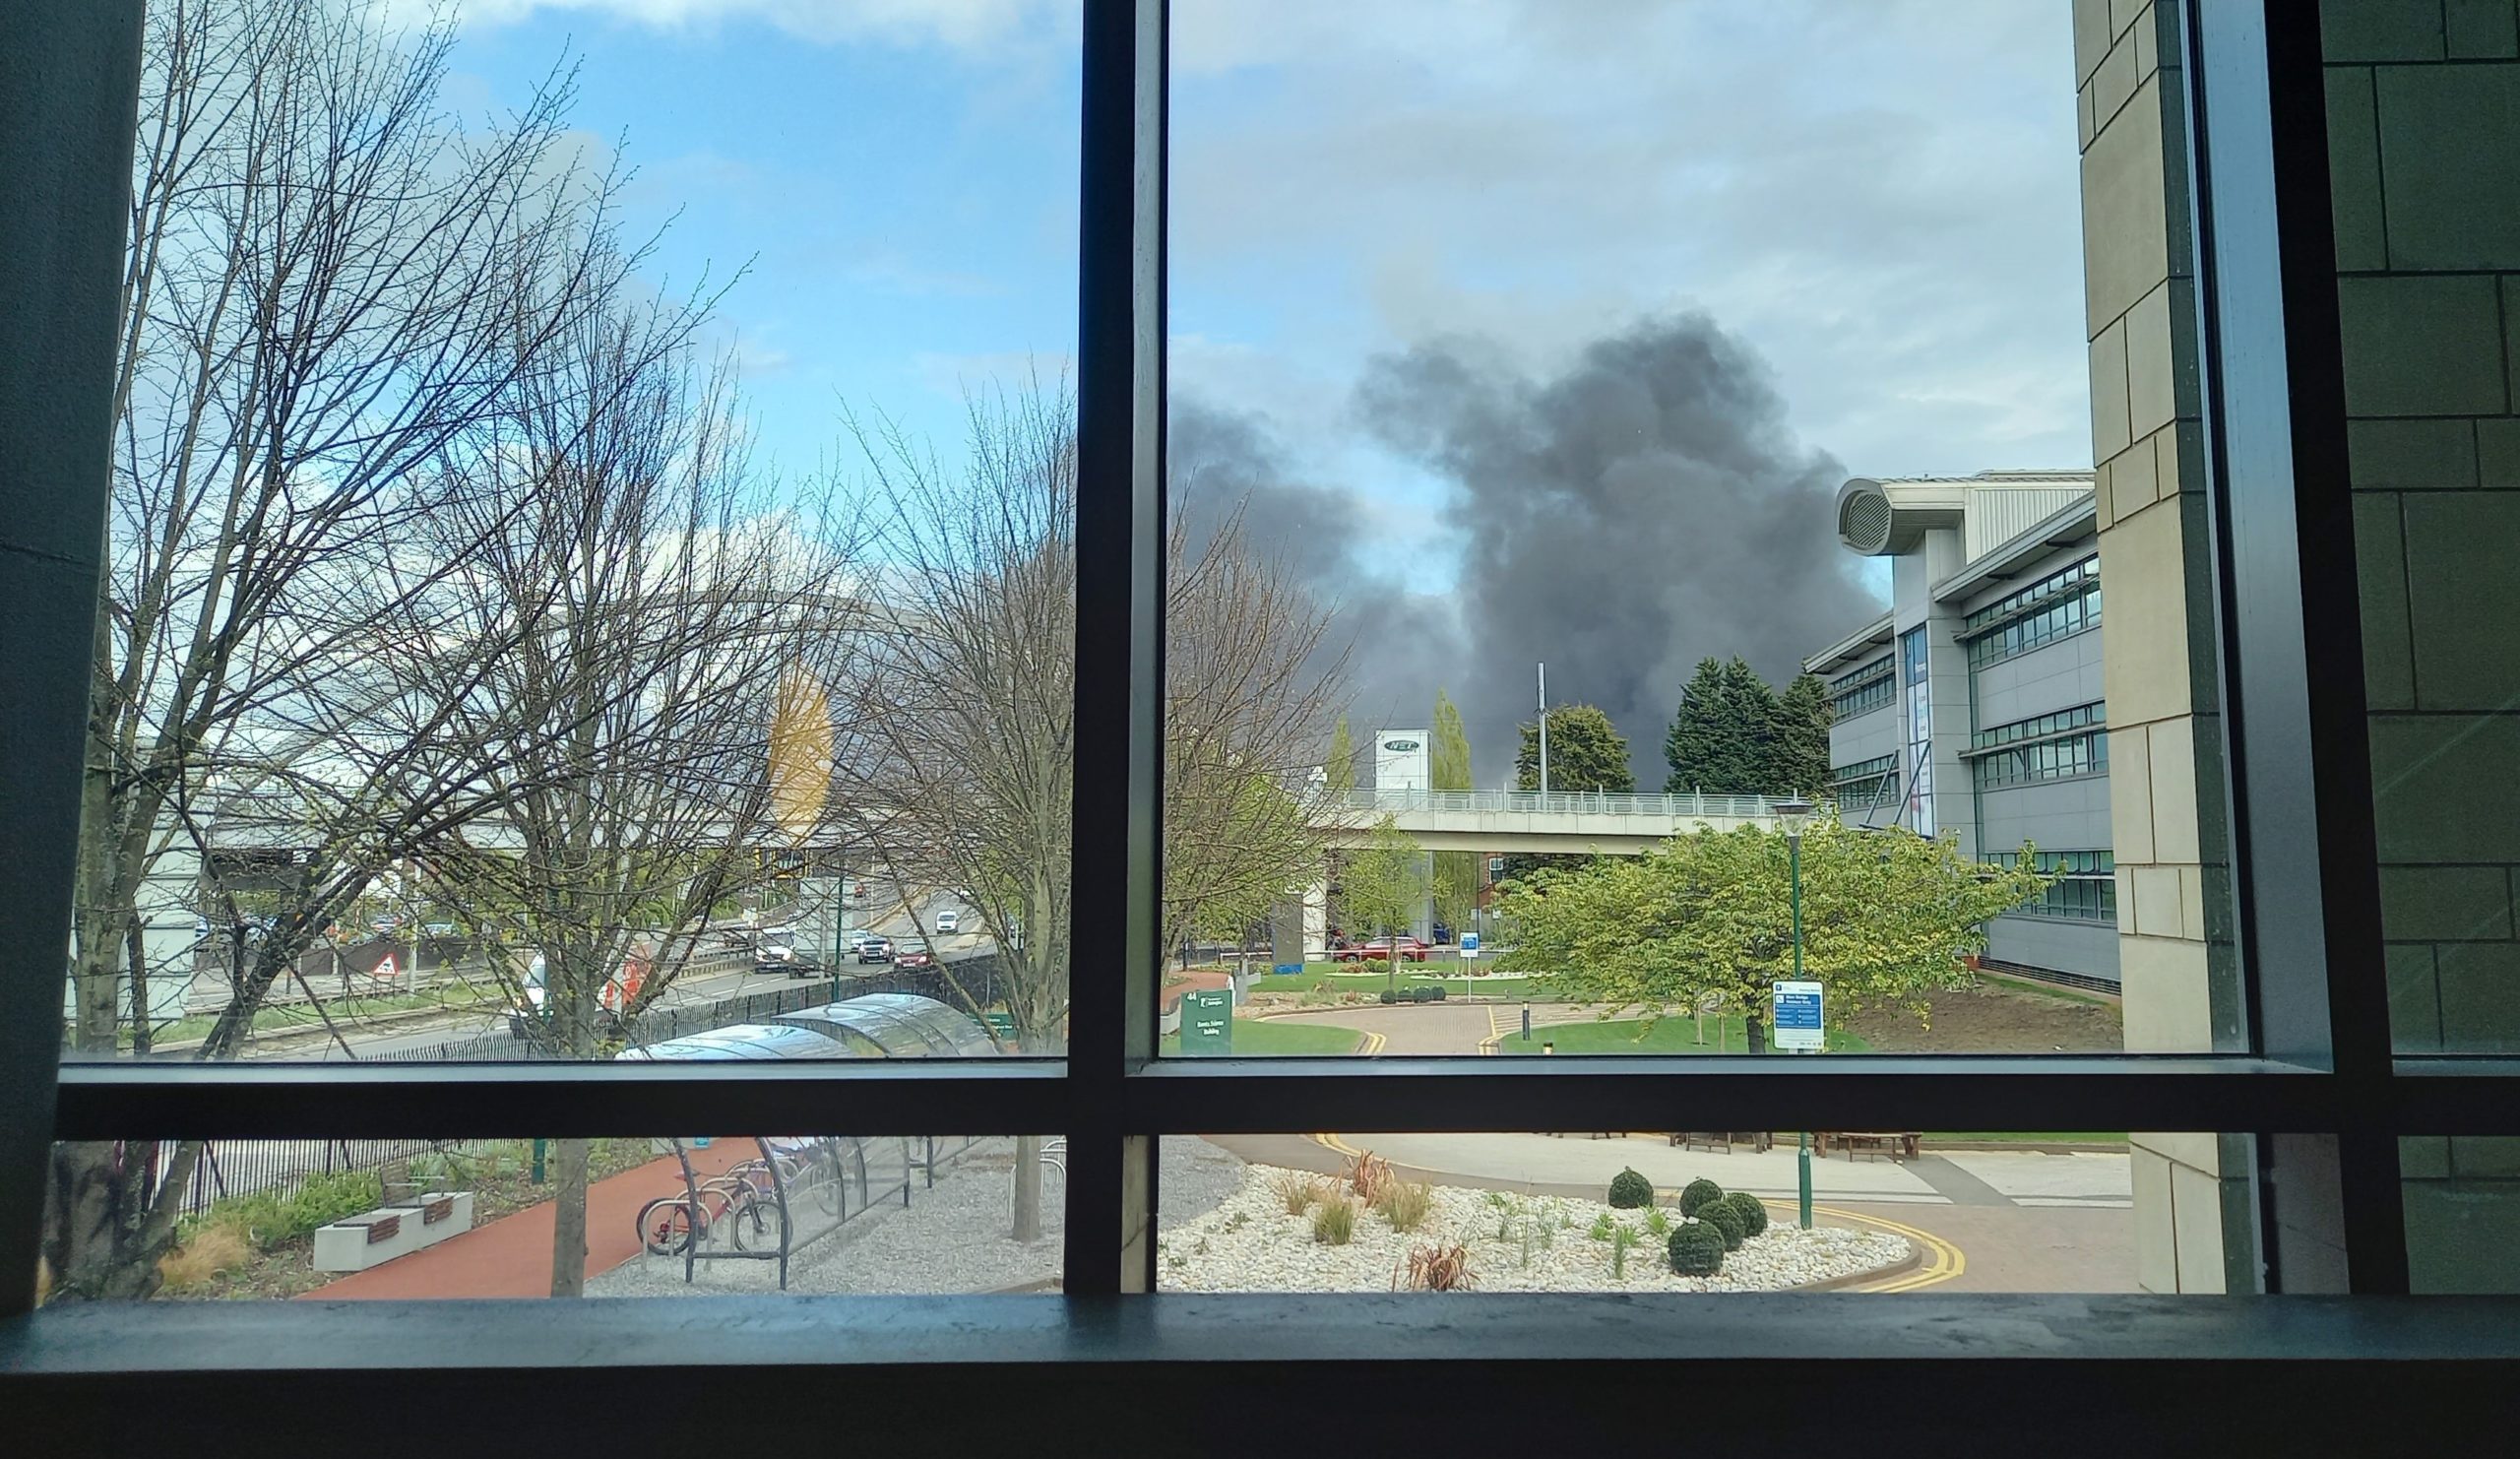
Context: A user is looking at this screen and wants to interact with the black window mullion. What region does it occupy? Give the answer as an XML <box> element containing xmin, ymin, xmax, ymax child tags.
<box><xmin>0</xmin><ymin>1</ymin><xmax>146</xmax><ymax>1322</ymax></box>
<box><xmin>2188</xmin><ymin>0</ymin><xmax>2406</xmax><ymax>1292</ymax></box>
<box><xmin>1066</xmin><ymin>0</ymin><xmax>1167</xmax><ymax>1298</ymax></box>
<box><xmin>49</xmin><ymin>1062</ymin><xmax>1071</xmax><ymax>1143</ymax></box>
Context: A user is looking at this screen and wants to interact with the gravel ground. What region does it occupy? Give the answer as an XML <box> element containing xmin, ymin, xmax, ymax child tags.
<box><xmin>1156</xmin><ymin>1165</ymin><xmax>1908</xmax><ymax>1294</ymax></box>
<box><xmin>588</xmin><ymin>1136</ymin><xmax>1246</xmax><ymax>1297</ymax></box>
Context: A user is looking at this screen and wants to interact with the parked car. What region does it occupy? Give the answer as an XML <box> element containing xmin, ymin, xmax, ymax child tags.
<box><xmin>855</xmin><ymin>934</ymin><xmax>895</xmax><ymax>965</ymax></box>
<box><xmin>753</xmin><ymin>925</ymin><xmax>822</xmax><ymax>979</ymax></box>
<box><xmin>1430</xmin><ymin>921</ymin><xmax>1456</xmax><ymax>946</ymax></box>
<box><xmin>895</xmin><ymin>942</ymin><xmax>935</xmax><ymax>970</ymax></box>
<box><xmin>419</xmin><ymin>921</ymin><xmax>459</xmax><ymax>938</ymax></box>
<box><xmin>934</xmin><ymin>910</ymin><xmax>961</xmax><ymax>934</ymax></box>
<box><xmin>1335</xmin><ymin>936</ymin><xmax>1431</xmax><ymax>964</ymax></box>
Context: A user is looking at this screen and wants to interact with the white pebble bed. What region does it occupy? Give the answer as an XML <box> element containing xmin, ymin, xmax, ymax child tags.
<box><xmin>1157</xmin><ymin>1166</ymin><xmax>1910</xmax><ymax>1294</ymax></box>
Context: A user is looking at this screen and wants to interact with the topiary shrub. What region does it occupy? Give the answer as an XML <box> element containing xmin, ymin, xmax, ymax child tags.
<box><xmin>1378</xmin><ymin>989</ymin><xmax>1397</xmax><ymax>1005</ymax></box>
<box><xmin>1668</xmin><ymin>1221</ymin><xmax>1726</xmax><ymax>1277</ymax></box>
<box><xmin>1722</xmin><ymin>1190</ymin><xmax>1769</xmax><ymax>1238</ymax></box>
<box><xmin>1700</xmin><ymin>1199</ymin><xmax>1747</xmax><ymax>1250</ymax></box>
<box><xmin>1678</xmin><ymin>1177</ymin><xmax>1727</xmax><ymax>1218</ymax></box>
<box><xmin>1606</xmin><ymin>1168</ymin><xmax>1655</xmax><ymax>1210</ymax></box>
<box><xmin>1427</xmin><ymin>983</ymin><xmax>1446</xmax><ymax>1000</ymax></box>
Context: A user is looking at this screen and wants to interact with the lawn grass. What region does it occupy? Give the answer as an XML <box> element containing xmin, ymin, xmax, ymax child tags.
<box><xmin>1159</xmin><ymin>1017</ymin><xmax>1366</xmax><ymax>1056</ymax></box>
<box><xmin>1495</xmin><ymin>1014</ymin><xmax>1871</xmax><ymax>1055</ymax></box>
<box><xmin>1923</xmin><ymin>1131</ymin><xmax>2129</xmax><ymax>1144</ymax></box>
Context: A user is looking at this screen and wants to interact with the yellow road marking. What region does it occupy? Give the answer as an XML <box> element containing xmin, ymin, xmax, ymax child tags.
<box><xmin>1357</xmin><ymin>1030</ymin><xmax>1387</xmax><ymax>1056</ymax></box>
<box><xmin>1479</xmin><ymin>1003</ymin><xmax>1510</xmax><ymax>1054</ymax></box>
<box><xmin>1806</xmin><ymin>1202</ymin><xmax>1966</xmax><ymax>1292</ymax></box>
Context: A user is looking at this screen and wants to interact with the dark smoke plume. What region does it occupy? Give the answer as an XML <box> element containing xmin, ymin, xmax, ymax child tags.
<box><xmin>1174</xmin><ymin>313</ymin><xmax>1885</xmax><ymax>788</ymax></box>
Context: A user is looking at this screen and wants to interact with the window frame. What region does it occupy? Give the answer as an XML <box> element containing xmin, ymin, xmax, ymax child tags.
<box><xmin>0</xmin><ymin>0</ymin><xmax>2501</xmax><ymax>1319</ymax></box>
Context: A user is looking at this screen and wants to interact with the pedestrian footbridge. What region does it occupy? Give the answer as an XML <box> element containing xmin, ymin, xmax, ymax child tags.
<box><xmin>1315</xmin><ymin>789</ymin><xmax>1804</xmax><ymax>854</ymax></box>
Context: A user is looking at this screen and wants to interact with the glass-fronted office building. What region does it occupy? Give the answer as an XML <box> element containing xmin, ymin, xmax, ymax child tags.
<box><xmin>1805</xmin><ymin>471</ymin><xmax>2115</xmax><ymax>989</ymax></box>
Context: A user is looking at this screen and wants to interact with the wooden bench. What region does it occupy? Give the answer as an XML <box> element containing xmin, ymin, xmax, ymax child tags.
<box><xmin>1817</xmin><ymin>1131</ymin><xmax>1921</xmax><ymax>1161</ymax></box>
<box><xmin>1669</xmin><ymin>1131</ymin><xmax>1774</xmax><ymax>1154</ymax></box>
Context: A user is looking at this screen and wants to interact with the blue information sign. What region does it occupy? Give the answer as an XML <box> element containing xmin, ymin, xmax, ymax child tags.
<box><xmin>1771</xmin><ymin>980</ymin><xmax>1824</xmax><ymax>1051</ymax></box>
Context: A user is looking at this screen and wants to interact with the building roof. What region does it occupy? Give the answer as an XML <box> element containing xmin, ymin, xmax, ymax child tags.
<box><xmin>1803</xmin><ymin>611</ymin><xmax>1896</xmax><ymax>676</ymax></box>
<box><xmin>1834</xmin><ymin>470</ymin><xmax>2095</xmax><ymax>561</ymax></box>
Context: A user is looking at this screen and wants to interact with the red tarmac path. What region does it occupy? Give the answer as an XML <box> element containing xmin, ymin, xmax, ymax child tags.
<box><xmin>301</xmin><ymin>1141</ymin><xmax>750</xmax><ymax>1300</ymax></box>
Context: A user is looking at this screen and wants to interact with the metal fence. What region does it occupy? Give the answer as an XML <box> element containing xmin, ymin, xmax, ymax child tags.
<box><xmin>148</xmin><ymin>1136</ymin><xmax>492</xmax><ymax>1219</ymax></box>
<box><xmin>1339</xmin><ymin>788</ymin><xmax>1811</xmax><ymax>819</ymax></box>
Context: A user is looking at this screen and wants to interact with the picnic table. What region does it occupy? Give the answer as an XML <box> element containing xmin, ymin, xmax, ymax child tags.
<box><xmin>1815</xmin><ymin>1131</ymin><xmax>1921</xmax><ymax>1161</ymax></box>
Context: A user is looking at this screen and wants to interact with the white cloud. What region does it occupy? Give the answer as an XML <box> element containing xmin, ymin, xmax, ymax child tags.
<box><xmin>1165</xmin><ymin>0</ymin><xmax>2093</xmax><ymax>477</ymax></box>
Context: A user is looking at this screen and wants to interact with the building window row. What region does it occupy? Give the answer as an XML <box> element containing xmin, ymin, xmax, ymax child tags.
<box><xmin>1970</xmin><ymin>700</ymin><xmax>2106</xmax><ymax>751</ymax></box>
<box><xmin>1828</xmin><ymin>658</ymin><xmax>1896</xmax><ymax>720</ymax></box>
<box><xmin>1962</xmin><ymin>556</ymin><xmax>2102</xmax><ymax>669</ymax></box>
<box><xmin>1826</xmin><ymin>753</ymin><xmax>1899</xmax><ymax>808</ymax></box>
<box><xmin>1985</xmin><ymin>850</ymin><xmax>2118</xmax><ymax>922</ymax></box>
<box><xmin>1970</xmin><ymin>729</ymin><xmax>2109</xmax><ymax>790</ymax></box>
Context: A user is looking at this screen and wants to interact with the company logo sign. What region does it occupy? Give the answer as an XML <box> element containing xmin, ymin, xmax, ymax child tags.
<box><xmin>1383</xmin><ymin>739</ymin><xmax>1421</xmax><ymax>751</ymax></box>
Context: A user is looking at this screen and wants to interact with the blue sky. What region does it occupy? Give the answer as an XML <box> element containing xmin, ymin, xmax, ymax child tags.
<box><xmin>438</xmin><ymin>0</ymin><xmax>2088</xmax><ymax>518</ymax></box>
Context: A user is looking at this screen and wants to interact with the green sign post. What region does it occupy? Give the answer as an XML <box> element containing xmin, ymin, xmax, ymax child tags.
<box><xmin>1181</xmin><ymin>987</ymin><xmax>1233</xmax><ymax>1056</ymax></box>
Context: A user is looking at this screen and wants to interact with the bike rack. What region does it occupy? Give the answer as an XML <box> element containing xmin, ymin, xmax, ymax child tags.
<box><xmin>660</xmin><ymin>1135</ymin><xmax>909</xmax><ymax>1290</ymax></box>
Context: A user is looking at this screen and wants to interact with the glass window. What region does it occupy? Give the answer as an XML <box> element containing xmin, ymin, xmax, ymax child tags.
<box><xmin>66</xmin><ymin>2</ymin><xmax>1079</xmax><ymax>1068</ymax></box>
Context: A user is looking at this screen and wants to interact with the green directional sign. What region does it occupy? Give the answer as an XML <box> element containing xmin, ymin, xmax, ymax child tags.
<box><xmin>1181</xmin><ymin>988</ymin><xmax>1233</xmax><ymax>1056</ymax></box>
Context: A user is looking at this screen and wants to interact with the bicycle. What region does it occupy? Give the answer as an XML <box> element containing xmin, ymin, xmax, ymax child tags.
<box><xmin>634</xmin><ymin>1169</ymin><xmax>782</xmax><ymax>1256</ymax></box>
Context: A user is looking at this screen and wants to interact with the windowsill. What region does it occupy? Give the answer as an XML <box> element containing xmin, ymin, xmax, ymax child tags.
<box><xmin>8</xmin><ymin>1293</ymin><xmax>2520</xmax><ymax>1450</ymax></box>
<box><xmin>6</xmin><ymin>1291</ymin><xmax>2515</xmax><ymax>1373</ymax></box>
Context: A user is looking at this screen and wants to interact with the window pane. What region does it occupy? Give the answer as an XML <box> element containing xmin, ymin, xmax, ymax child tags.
<box><xmin>69</xmin><ymin>1</ymin><xmax>1077</xmax><ymax>1065</ymax></box>
<box><xmin>1156</xmin><ymin>0</ymin><xmax>2235</xmax><ymax>1070</ymax></box>
<box><xmin>42</xmin><ymin>1133</ymin><xmax>1060</xmax><ymax>1301</ymax></box>
<box><xmin>2403</xmin><ymin>1136</ymin><xmax>2520</xmax><ymax>1294</ymax></box>
<box><xmin>1156</xmin><ymin>1132</ymin><xmax>2218</xmax><ymax>1295</ymax></box>
<box><xmin>2326</xmin><ymin>14</ymin><xmax>2520</xmax><ymax>1055</ymax></box>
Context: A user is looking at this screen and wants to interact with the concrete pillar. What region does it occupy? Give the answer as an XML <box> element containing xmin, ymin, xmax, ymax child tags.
<box><xmin>2076</xmin><ymin>0</ymin><xmax>2251</xmax><ymax>1293</ymax></box>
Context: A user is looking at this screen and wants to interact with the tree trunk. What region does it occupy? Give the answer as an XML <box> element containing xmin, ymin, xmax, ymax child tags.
<box><xmin>548</xmin><ymin>1136</ymin><xmax>591</xmax><ymax>1298</ymax></box>
<box><xmin>1011</xmin><ymin>1134</ymin><xmax>1041</xmax><ymax>1242</ymax></box>
<box><xmin>1744</xmin><ymin>1011</ymin><xmax>1768</xmax><ymax>1054</ymax></box>
<box><xmin>125</xmin><ymin>920</ymin><xmax>153</xmax><ymax>1055</ymax></box>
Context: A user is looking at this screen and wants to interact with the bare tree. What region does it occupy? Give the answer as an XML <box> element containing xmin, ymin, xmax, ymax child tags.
<box><xmin>407</xmin><ymin>282</ymin><xmax>853</xmax><ymax>1297</ymax></box>
<box><xmin>836</xmin><ymin>383</ymin><xmax>1347</xmax><ymax>1240</ymax></box>
<box><xmin>47</xmin><ymin>0</ymin><xmax>621</xmax><ymax>1301</ymax></box>
<box><xmin>1162</xmin><ymin>502</ymin><xmax>1347</xmax><ymax>967</ymax></box>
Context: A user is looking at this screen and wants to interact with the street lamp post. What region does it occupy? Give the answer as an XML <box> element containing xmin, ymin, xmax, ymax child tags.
<box><xmin>1776</xmin><ymin>795</ymin><xmax>1815</xmax><ymax>1232</ymax></box>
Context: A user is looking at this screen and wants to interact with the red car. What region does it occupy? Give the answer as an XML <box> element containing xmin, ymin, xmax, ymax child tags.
<box><xmin>1336</xmin><ymin>936</ymin><xmax>1430</xmax><ymax>964</ymax></box>
<box><xmin>896</xmin><ymin>945</ymin><xmax>935</xmax><ymax>970</ymax></box>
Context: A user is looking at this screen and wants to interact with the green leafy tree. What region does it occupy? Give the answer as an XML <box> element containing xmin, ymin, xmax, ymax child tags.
<box><xmin>1664</xmin><ymin>657</ymin><xmax>1774</xmax><ymax>793</ymax></box>
<box><xmin>1495</xmin><ymin>816</ymin><xmax>2050</xmax><ymax>1046</ymax></box>
<box><xmin>1325</xmin><ymin>717</ymin><xmax>1356</xmax><ymax>794</ymax></box>
<box><xmin>1514</xmin><ymin>704</ymin><xmax>1634</xmax><ymax>793</ymax></box>
<box><xmin>1663</xmin><ymin>658</ymin><xmax>1833</xmax><ymax>797</ymax></box>
<box><xmin>1338</xmin><ymin>816</ymin><xmax>1430</xmax><ymax>952</ymax></box>
<box><xmin>1429</xmin><ymin>690</ymin><xmax>1480</xmax><ymax>930</ymax></box>
<box><xmin>1772</xmin><ymin>671</ymin><xmax>1834</xmax><ymax>798</ymax></box>
<box><xmin>1504</xmin><ymin>704</ymin><xmax>1631</xmax><ymax>882</ymax></box>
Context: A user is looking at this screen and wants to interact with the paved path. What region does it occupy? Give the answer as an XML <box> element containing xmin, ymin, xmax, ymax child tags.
<box><xmin>302</xmin><ymin>1142</ymin><xmax>750</xmax><ymax>1300</ymax></box>
<box><xmin>1261</xmin><ymin>1001</ymin><xmax>1597</xmax><ymax>1055</ymax></box>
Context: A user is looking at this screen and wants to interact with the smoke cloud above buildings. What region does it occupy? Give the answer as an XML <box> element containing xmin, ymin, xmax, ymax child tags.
<box><xmin>1173</xmin><ymin>313</ymin><xmax>1884</xmax><ymax>788</ymax></box>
